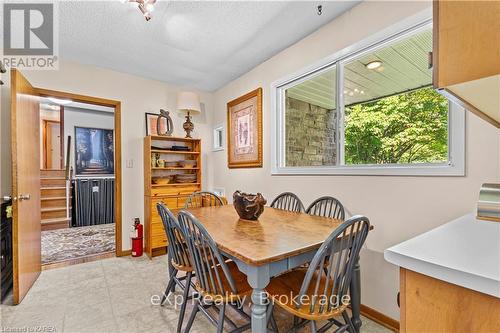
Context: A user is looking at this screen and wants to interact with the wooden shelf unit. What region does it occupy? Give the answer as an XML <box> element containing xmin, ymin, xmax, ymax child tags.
<box><xmin>144</xmin><ymin>136</ymin><xmax>202</xmax><ymax>258</ymax></box>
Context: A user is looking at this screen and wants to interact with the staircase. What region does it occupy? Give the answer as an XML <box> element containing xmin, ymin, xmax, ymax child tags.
<box><xmin>41</xmin><ymin>169</ymin><xmax>71</xmax><ymax>231</ymax></box>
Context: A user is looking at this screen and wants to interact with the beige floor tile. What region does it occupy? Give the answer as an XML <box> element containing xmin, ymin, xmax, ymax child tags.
<box><xmin>1</xmin><ymin>256</ymin><xmax>393</xmax><ymax>333</ymax></box>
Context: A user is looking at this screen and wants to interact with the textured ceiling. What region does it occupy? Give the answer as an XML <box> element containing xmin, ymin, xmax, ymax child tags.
<box><xmin>58</xmin><ymin>1</ymin><xmax>359</xmax><ymax>92</ymax></box>
<box><xmin>287</xmin><ymin>28</ymin><xmax>433</xmax><ymax>109</ymax></box>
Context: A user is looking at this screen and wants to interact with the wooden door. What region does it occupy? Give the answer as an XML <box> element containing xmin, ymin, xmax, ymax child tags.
<box><xmin>10</xmin><ymin>69</ymin><xmax>41</xmax><ymax>304</ymax></box>
<box><xmin>43</xmin><ymin>120</ymin><xmax>61</xmax><ymax>169</ymax></box>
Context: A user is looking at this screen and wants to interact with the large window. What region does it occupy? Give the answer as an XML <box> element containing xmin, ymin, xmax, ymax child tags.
<box><xmin>272</xmin><ymin>21</ymin><xmax>465</xmax><ymax>176</ymax></box>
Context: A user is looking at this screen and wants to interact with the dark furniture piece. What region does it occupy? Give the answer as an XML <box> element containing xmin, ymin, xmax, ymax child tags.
<box><xmin>1</xmin><ymin>200</ymin><xmax>13</xmax><ymax>301</ymax></box>
<box><xmin>266</xmin><ymin>215</ymin><xmax>370</xmax><ymax>333</ymax></box>
<box><xmin>306</xmin><ymin>196</ymin><xmax>345</xmax><ymax>220</ymax></box>
<box><xmin>178</xmin><ymin>210</ymin><xmax>252</xmax><ymax>333</ymax></box>
<box><xmin>184</xmin><ymin>191</ymin><xmax>224</xmax><ymax>209</ymax></box>
<box><xmin>270</xmin><ymin>192</ymin><xmax>305</xmax><ymax>212</ymax></box>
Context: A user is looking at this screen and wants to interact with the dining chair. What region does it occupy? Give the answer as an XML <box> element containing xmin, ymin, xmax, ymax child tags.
<box><xmin>156</xmin><ymin>203</ymin><xmax>196</xmax><ymax>333</ymax></box>
<box><xmin>306</xmin><ymin>196</ymin><xmax>345</xmax><ymax>220</ymax></box>
<box><xmin>270</xmin><ymin>192</ymin><xmax>305</xmax><ymax>212</ymax></box>
<box><xmin>178</xmin><ymin>210</ymin><xmax>252</xmax><ymax>333</ymax></box>
<box><xmin>184</xmin><ymin>191</ymin><xmax>224</xmax><ymax>208</ymax></box>
<box><xmin>266</xmin><ymin>215</ymin><xmax>370</xmax><ymax>333</ymax></box>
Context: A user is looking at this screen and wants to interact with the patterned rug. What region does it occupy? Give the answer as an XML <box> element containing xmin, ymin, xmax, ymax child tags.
<box><xmin>41</xmin><ymin>223</ymin><xmax>115</xmax><ymax>265</ymax></box>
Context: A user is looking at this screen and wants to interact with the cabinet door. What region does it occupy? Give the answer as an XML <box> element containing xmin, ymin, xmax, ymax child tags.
<box><xmin>434</xmin><ymin>0</ymin><xmax>500</xmax><ymax>88</ymax></box>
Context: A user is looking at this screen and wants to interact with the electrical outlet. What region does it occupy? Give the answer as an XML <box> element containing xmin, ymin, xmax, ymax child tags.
<box><xmin>126</xmin><ymin>159</ymin><xmax>134</xmax><ymax>168</ymax></box>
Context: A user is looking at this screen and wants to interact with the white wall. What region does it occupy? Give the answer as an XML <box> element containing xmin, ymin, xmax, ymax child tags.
<box><xmin>209</xmin><ymin>1</ymin><xmax>500</xmax><ymax>320</ymax></box>
<box><xmin>0</xmin><ymin>61</ymin><xmax>214</xmax><ymax>251</ymax></box>
<box><xmin>63</xmin><ymin>106</ymin><xmax>115</xmax><ymax>172</ymax></box>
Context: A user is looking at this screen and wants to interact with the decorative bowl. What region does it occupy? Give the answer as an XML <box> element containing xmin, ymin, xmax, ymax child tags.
<box><xmin>233</xmin><ymin>191</ymin><xmax>267</xmax><ymax>221</ymax></box>
<box><xmin>152</xmin><ymin>177</ymin><xmax>171</xmax><ymax>185</ymax></box>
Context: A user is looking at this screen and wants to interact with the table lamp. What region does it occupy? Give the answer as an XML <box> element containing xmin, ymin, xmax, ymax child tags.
<box><xmin>177</xmin><ymin>91</ymin><xmax>201</xmax><ymax>138</ymax></box>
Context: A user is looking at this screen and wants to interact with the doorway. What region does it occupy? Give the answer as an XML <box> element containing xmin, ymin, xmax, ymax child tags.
<box><xmin>42</xmin><ymin>119</ymin><xmax>62</xmax><ymax>170</ymax></box>
<box><xmin>7</xmin><ymin>70</ymin><xmax>123</xmax><ymax>304</ymax></box>
<box><xmin>38</xmin><ymin>97</ymin><xmax>120</xmax><ymax>268</ymax></box>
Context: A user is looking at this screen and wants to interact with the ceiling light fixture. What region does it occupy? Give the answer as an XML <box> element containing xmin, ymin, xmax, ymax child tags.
<box><xmin>47</xmin><ymin>97</ymin><xmax>73</xmax><ymax>105</ymax></box>
<box><xmin>366</xmin><ymin>60</ymin><xmax>382</xmax><ymax>70</ymax></box>
<box><xmin>124</xmin><ymin>0</ymin><xmax>156</xmax><ymax>21</ymax></box>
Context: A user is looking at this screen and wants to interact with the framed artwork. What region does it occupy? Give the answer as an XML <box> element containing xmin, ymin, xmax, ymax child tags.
<box><xmin>227</xmin><ymin>88</ymin><xmax>263</xmax><ymax>168</ymax></box>
<box><xmin>75</xmin><ymin>126</ymin><xmax>114</xmax><ymax>176</ymax></box>
<box><xmin>145</xmin><ymin>112</ymin><xmax>168</xmax><ymax>136</ymax></box>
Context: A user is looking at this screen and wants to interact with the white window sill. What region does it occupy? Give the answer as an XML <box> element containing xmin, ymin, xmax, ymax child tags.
<box><xmin>271</xmin><ymin>163</ymin><xmax>465</xmax><ymax>177</ymax></box>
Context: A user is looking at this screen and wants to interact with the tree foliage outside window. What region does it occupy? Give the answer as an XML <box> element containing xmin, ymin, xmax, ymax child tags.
<box><xmin>344</xmin><ymin>87</ymin><xmax>448</xmax><ymax>165</ymax></box>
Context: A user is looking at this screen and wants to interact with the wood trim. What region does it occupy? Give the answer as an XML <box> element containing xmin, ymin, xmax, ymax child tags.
<box><xmin>227</xmin><ymin>87</ymin><xmax>263</xmax><ymax>168</ymax></box>
<box><xmin>438</xmin><ymin>88</ymin><xmax>500</xmax><ymax>128</ymax></box>
<box><xmin>400</xmin><ymin>267</ymin><xmax>406</xmax><ymax>333</ymax></box>
<box><xmin>41</xmin><ymin>251</ymin><xmax>115</xmax><ymax>270</ymax></box>
<box><xmin>33</xmin><ymin>87</ymin><xmax>124</xmax><ymax>257</ymax></box>
<box><xmin>432</xmin><ymin>0</ymin><xmax>439</xmax><ymax>88</ymax></box>
<box><xmin>360</xmin><ymin>304</ymin><xmax>399</xmax><ymax>332</ymax></box>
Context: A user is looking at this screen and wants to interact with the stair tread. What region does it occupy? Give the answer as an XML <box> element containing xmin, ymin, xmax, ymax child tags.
<box><xmin>41</xmin><ymin>217</ymin><xmax>70</xmax><ymax>224</ymax></box>
<box><xmin>41</xmin><ymin>196</ymin><xmax>67</xmax><ymax>200</ymax></box>
<box><xmin>41</xmin><ymin>206</ymin><xmax>68</xmax><ymax>212</ymax></box>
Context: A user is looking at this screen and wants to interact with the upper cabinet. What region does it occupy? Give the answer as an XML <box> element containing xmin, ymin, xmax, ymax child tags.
<box><xmin>433</xmin><ymin>0</ymin><xmax>500</xmax><ymax>127</ymax></box>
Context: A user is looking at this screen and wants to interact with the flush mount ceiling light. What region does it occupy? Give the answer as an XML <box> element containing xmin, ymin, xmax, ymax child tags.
<box><xmin>123</xmin><ymin>0</ymin><xmax>156</xmax><ymax>21</ymax></box>
<box><xmin>47</xmin><ymin>97</ymin><xmax>73</xmax><ymax>105</ymax></box>
<box><xmin>365</xmin><ymin>60</ymin><xmax>382</xmax><ymax>70</ymax></box>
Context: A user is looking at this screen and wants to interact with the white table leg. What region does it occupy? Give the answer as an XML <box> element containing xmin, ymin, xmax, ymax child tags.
<box><xmin>246</xmin><ymin>265</ymin><xmax>271</xmax><ymax>333</ymax></box>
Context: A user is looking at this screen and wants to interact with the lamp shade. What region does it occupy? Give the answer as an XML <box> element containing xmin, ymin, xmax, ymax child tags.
<box><xmin>177</xmin><ymin>91</ymin><xmax>201</xmax><ymax>114</ymax></box>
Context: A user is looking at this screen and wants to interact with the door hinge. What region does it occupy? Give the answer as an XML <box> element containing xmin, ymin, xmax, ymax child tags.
<box><xmin>428</xmin><ymin>51</ymin><xmax>433</xmax><ymax>69</ymax></box>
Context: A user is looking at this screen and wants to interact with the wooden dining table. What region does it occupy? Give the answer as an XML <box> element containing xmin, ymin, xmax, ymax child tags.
<box><xmin>181</xmin><ymin>204</ymin><xmax>366</xmax><ymax>333</ymax></box>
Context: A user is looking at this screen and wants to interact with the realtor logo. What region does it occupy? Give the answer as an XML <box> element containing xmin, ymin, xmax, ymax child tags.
<box><xmin>2</xmin><ymin>2</ymin><xmax>58</xmax><ymax>69</ymax></box>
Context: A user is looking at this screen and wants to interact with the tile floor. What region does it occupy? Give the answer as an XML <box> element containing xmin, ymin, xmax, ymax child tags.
<box><xmin>0</xmin><ymin>256</ymin><xmax>393</xmax><ymax>333</ymax></box>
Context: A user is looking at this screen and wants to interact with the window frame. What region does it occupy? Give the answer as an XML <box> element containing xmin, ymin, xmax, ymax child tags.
<box><xmin>271</xmin><ymin>18</ymin><xmax>466</xmax><ymax>176</ymax></box>
<box><xmin>212</xmin><ymin>123</ymin><xmax>225</xmax><ymax>152</ymax></box>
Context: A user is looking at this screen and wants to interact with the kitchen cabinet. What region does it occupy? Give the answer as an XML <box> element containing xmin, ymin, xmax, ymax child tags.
<box><xmin>433</xmin><ymin>0</ymin><xmax>500</xmax><ymax>127</ymax></box>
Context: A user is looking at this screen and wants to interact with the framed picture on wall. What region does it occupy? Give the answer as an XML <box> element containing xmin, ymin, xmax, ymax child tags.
<box><xmin>74</xmin><ymin>126</ymin><xmax>114</xmax><ymax>176</ymax></box>
<box><xmin>227</xmin><ymin>88</ymin><xmax>263</xmax><ymax>168</ymax></box>
<box><xmin>145</xmin><ymin>112</ymin><xmax>168</xmax><ymax>136</ymax></box>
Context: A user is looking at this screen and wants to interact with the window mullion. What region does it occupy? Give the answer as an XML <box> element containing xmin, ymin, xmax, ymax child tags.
<box><xmin>337</xmin><ymin>61</ymin><xmax>345</xmax><ymax>166</ymax></box>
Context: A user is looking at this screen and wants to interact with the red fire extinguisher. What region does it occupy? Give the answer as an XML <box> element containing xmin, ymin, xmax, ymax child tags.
<box><xmin>131</xmin><ymin>218</ymin><xmax>143</xmax><ymax>257</ymax></box>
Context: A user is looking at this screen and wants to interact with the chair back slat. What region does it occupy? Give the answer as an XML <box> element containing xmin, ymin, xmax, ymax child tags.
<box><xmin>178</xmin><ymin>210</ymin><xmax>238</xmax><ymax>296</ymax></box>
<box><xmin>185</xmin><ymin>191</ymin><xmax>224</xmax><ymax>209</ymax></box>
<box><xmin>157</xmin><ymin>203</ymin><xmax>191</xmax><ymax>268</ymax></box>
<box><xmin>296</xmin><ymin>215</ymin><xmax>369</xmax><ymax>315</ymax></box>
<box><xmin>306</xmin><ymin>196</ymin><xmax>345</xmax><ymax>220</ymax></box>
<box><xmin>270</xmin><ymin>192</ymin><xmax>304</xmax><ymax>212</ymax></box>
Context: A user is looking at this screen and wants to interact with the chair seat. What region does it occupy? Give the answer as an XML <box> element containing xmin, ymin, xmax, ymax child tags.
<box><xmin>195</xmin><ymin>261</ymin><xmax>253</xmax><ymax>302</ymax></box>
<box><xmin>267</xmin><ymin>269</ymin><xmax>349</xmax><ymax>321</ymax></box>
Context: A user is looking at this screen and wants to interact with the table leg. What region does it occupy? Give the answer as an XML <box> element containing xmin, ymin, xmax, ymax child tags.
<box><xmin>246</xmin><ymin>265</ymin><xmax>271</xmax><ymax>333</ymax></box>
<box><xmin>350</xmin><ymin>255</ymin><xmax>362</xmax><ymax>333</ymax></box>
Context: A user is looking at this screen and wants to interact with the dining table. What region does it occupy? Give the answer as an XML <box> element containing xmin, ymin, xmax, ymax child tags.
<box><xmin>181</xmin><ymin>204</ymin><xmax>368</xmax><ymax>333</ymax></box>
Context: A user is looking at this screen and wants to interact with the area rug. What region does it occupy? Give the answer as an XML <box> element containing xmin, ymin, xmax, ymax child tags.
<box><xmin>41</xmin><ymin>223</ymin><xmax>115</xmax><ymax>265</ymax></box>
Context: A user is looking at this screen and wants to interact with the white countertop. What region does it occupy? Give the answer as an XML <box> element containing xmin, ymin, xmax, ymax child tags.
<box><xmin>384</xmin><ymin>213</ymin><xmax>500</xmax><ymax>298</ymax></box>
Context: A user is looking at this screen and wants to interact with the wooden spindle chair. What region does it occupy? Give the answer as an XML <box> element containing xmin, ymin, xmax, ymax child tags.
<box><xmin>270</xmin><ymin>192</ymin><xmax>305</xmax><ymax>212</ymax></box>
<box><xmin>178</xmin><ymin>210</ymin><xmax>252</xmax><ymax>333</ymax></box>
<box><xmin>184</xmin><ymin>191</ymin><xmax>224</xmax><ymax>209</ymax></box>
<box><xmin>306</xmin><ymin>196</ymin><xmax>345</xmax><ymax>220</ymax></box>
<box><xmin>156</xmin><ymin>203</ymin><xmax>195</xmax><ymax>333</ymax></box>
<box><xmin>266</xmin><ymin>215</ymin><xmax>370</xmax><ymax>333</ymax></box>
